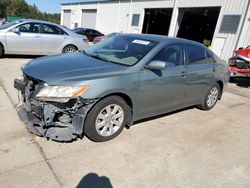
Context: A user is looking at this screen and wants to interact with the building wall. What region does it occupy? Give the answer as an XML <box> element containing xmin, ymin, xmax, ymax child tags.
<box><xmin>236</xmin><ymin>7</ymin><xmax>250</xmax><ymax>49</ymax></box>
<box><xmin>61</xmin><ymin>0</ymin><xmax>250</xmax><ymax>60</ymax></box>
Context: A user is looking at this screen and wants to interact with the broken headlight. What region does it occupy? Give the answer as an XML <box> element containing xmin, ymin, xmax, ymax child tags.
<box><xmin>36</xmin><ymin>85</ymin><xmax>89</xmax><ymax>103</ymax></box>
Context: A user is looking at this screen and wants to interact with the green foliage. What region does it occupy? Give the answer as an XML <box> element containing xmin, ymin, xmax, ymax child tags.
<box><xmin>0</xmin><ymin>0</ymin><xmax>60</xmax><ymax>24</ymax></box>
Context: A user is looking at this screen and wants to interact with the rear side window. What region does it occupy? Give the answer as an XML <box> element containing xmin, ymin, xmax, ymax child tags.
<box><xmin>186</xmin><ymin>44</ymin><xmax>207</xmax><ymax>65</ymax></box>
<box><xmin>41</xmin><ymin>24</ymin><xmax>66</xmax><ymax>35</ymax></box>
<box><xmin>92</xmin><ymin>30</ymin><xmax>101</xmax><ymax>35</ymax></box>
<box><xmin>206</xmin><ymin>50</ymin><xmax>217</xmax><ymax>64</ymax></box>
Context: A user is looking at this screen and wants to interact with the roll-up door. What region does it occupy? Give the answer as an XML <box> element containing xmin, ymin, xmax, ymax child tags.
<box><xmin>81</xmin><ymin>9</ymin><xmax>97</xmax><ymax>29</ymax></box>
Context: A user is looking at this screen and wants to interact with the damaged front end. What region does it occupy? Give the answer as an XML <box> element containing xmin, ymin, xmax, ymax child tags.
<box><xmin>229</xmin><ymin>54</ymin><xmax>250</xmax><ymax>77</ymax></box>
<box><xmin>14</xmin><ymin>75</ymin><xmax>96</xmax><ymax>142</ymax></box>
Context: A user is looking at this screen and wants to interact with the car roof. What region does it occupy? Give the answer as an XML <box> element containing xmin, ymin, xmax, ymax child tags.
<box><xmin>121</xmin><ymin>34</ymin><xmax>206</xmax><ymax>47</ymax></box>
<box><xmin>20</xmin><ymin>19</ymin><xmax>60</xmax><ymax>26</ymax></box>
<box><xmin>14</xmin><ymin>19</ymin><xmax>77</xmax><ymax>34</ymax></box>
<box><xmin>75</xmin><ymin>27</ymin><xmax>91</xmax><ymax>30</ymax></box>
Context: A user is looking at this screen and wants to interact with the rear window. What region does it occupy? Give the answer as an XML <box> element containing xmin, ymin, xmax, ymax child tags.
<box><xmin>206</xmin><ymin>50</ymin><xmax>217</xmax><ymax>64</ymax></box>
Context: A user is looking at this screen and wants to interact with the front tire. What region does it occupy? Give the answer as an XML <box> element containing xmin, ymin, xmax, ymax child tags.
<box><xmin>84</xmin><ymin>96</ymin><xmax>129</xmax><ymax>142</ymax></box>
<box><xmin>62</xmin><ymin>45</ymin><xmax>77</xmax><ymax>53</ymax></box>
<box><xmin>197</xmin><ymin>83</ymin><xmax>221</xmax><ymax>110</ymax></box>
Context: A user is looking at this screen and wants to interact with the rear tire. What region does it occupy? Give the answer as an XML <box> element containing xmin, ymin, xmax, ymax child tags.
<box><xmin>62</xmin><ymin>45</ymin><xmax>77</xmax><ymax>53</ymax></box>
<box><xmin>197</xmin><ymin>83</ymin><xmax>221</xmax><ymax>111</ymax></box>
<box><xmin>0</xmin><ymin>44</ymin><xmax>4</xmax><ymax>57</ymax></box>
<box><xmin>84</xmin><ymin>96</ymin><xmax>129</xmax><ymax>142</ymax></box>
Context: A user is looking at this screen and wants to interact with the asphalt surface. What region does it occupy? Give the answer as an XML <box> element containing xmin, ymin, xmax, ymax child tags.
<box><xmin>0</xmin><ymin>55</ymin><xmax>250</xmax><ymax>188</ymax></box>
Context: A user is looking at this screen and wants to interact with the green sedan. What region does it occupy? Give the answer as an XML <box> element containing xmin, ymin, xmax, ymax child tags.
<box><xmin>14</xmin><ymin>34</ymin><xmax>229</xmax><ymax>142</ymax></box>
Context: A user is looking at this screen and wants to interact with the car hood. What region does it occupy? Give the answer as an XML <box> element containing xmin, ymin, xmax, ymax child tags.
<box><xmin>22</xmin><ymin>52</ymin><xmax>127</xmax><ymax>85</ymax></box>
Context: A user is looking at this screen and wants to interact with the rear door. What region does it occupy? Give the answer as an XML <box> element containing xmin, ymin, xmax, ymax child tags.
<box><xmin>138</xmin><ymin>43</ymin><xmax>188</xmax><ymax>119</ymax></box>
<box><xmin>184</xmin><ymin>44</ymin><xmax>217</xmax><ymax>106</ymax></box>
<box><xmin>5</xmin><ymin>22</ymin><xmax>42</xmax><ymax>54</ymax></box>
<box><xmin>40</xmin><ymin>24</ymin><xmax>67</xmax><ymax>54</ymax></box>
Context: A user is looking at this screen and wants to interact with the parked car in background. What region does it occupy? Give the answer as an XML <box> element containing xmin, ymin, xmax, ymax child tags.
<box><xmin>93</xmin><ymin>32</ymin><xmax>121</xmax><ymax>44</ymax></box>
<box><xmin>0</xmin><ymin>19</ymin><xmax>89</xmax><ymax>57</ymax></box>
<box><xmin>73</xmin><ymin>28</ymin><xmax>104</xmax><ymax>42</ymax></box>
<box><xmin>228</xmin><ymin>45</ymin><xmax>250</xmax><ymax>79</ymax></box>
<box><xmin>14</xmin><ymin>34</ymin><xmax>229</xmax><ymax>142</ymax></box>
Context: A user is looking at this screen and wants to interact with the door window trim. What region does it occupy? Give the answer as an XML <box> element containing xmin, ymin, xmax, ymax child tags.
<box><xmin>184</xmin><ymin>43</ymin><xmax>209</xmax><ymax>65</ymax></box>
<box><xmin>39</xmin><ymin>23</ymin><xmax>68</xmax><ymax>36</ymax></box>
<box><xmin>16</xmin><ymin>22</ymin><xmax>41</xmax><ymax>34</ymax></box>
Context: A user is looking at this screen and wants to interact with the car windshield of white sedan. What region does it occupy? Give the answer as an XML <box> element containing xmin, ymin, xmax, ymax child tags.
<box><xmin>85</xmin><ymin>36</ymin><xmax>158</xmax><ymax>66</ymax></box>
<box><xmin>0</xmin><ymin>20</ymin><xmax>24</xmax><ymax>30</ymax></box>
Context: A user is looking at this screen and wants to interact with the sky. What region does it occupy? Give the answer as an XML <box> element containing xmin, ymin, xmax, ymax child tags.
<box><xmin>25</xmin><ymin>0</ymin><xmax>88</xmax><ymax>14</ymax></box>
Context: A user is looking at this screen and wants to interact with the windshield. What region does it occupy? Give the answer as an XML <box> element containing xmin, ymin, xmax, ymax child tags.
<box><xmin>0</xmin><ymin>20</ymin><xmax>24</xmax><ymax>30</ymax></box>
<box><xmin>85</xmin><ymin>35</ymin><xmax>158</xmax><ymax>66</ymax></box>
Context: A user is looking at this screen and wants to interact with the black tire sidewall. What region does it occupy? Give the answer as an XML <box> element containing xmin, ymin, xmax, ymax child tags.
<box><xmin>0</xmin><ymin>45</ymin><xmax>3</xmax><ymax>57</ymax></box>
<box><xmin>84</xmin><ymin>96</ymin><xmax>129</xmax><ymax>142</ymax></box>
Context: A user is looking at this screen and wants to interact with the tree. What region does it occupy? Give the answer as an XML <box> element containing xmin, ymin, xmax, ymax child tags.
<box><xmin>0</xmin><ymin>0</ymin><xmax>60</xmax><ymax>24</ymax></box>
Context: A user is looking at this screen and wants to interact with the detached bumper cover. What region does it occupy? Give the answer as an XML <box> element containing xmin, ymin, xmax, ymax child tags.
<box><xmin>14</xmin><ymin>78</ymin><xmax>95</xmax><ymax>142</ymax></box>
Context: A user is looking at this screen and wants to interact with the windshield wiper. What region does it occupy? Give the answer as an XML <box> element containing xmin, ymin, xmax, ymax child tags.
<box><xmin>87</xmin><ymin>53</ymin><xmax>113</xmax><ymax>63</ymax></box>
<box><xmin>82</xmin><ymin>51</ymin><xmax>121</xmax><ymax>65</ymax></box>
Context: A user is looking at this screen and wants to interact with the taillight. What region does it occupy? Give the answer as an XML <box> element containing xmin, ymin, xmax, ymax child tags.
<box><xmin>83</xmin><ymin>38</ymin><xmax>89</xmax><ymax>43</ymax></box>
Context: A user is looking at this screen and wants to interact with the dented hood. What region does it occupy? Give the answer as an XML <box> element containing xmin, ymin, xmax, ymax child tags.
<box><xmin>22</xmin><ymin>52</ymin><xmax>126</xmax><ymax>85</ymax></box>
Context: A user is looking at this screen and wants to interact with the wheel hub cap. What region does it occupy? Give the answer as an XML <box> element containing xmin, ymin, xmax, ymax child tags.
<box><xmin>207</xmin><ymin>87</ymin><xmax>219</xmax><ymax>107</ymax></box>
<box><xmin>95</xmin><ymin>104</ymin><xmax>124</xmax><ymax>137</ymax></box>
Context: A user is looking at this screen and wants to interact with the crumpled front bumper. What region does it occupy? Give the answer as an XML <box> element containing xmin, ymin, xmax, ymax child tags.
<box><xmin>14</xmin><ymin>78</ymin><xmax>95</xmax><ymax>142</ymax></box>
<box><xmin>17</xmin><ymin>104</ymin><xmax>92</xmax><ymax>142</ymax></box>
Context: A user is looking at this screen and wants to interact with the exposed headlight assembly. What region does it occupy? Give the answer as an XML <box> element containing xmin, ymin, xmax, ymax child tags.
<box><xmin>36</xmin><ymin>85</ymin><xmax>89</xmax><ymax>103</ymax></box>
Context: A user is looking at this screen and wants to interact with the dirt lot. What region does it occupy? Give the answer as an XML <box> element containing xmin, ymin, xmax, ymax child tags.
<box><xmin>0</xmin><ymin>56</ymin><xmax>250</xmax><ymax>188</ymax></box>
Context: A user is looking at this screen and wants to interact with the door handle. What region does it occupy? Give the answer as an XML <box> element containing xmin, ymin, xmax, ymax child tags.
<box><xmin>181</xmin><ymin>71</ymin><xmax>187</xmax><ymax>78</ymax></box>
<box><xmin>35</xmin><ymin>35</ymin><xmax>41</xmax><ymax>38</ymax></box>
<box><xmin>212</xmin><ymin>67</ymin><xmax>217</xmax><ymax>72</ymax></box>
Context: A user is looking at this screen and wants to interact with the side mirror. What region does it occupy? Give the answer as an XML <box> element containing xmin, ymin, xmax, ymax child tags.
<box><xmin>146</xmin><ymin>60</ymin><xmax>167</xmax><ymax>71</ymax></box>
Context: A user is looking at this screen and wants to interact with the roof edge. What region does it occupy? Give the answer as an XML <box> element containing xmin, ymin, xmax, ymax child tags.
<box><xmin>61</xmin><ymin>0</ymin><xmax>111</xmax><ymax>6</ymax></box>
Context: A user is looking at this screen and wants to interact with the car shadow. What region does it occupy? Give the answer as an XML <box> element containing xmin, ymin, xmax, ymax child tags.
<box><xmin>2</xmin><ymin>54</ymin><xmax>43</xmax><ymax>59</ymax></box>
<box><xmin>230</xmin><ymin>77</ymin><xmax>250</xmax><ymax>88</ymax></box>
<box><xmin>133</xmin><ymin>106</ymin><xmax>195</xmax><ymax>126</ymax></box>
<box><xmin>76</xmin><ymin>173</ymin><xmax>113</xmax><ymax>188</ymax></box>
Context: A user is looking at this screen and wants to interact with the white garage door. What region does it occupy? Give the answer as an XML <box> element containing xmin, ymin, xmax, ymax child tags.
<box><xmin>81</xmin><ymin>9</ymin><xmax>97</xmax><ymax>29</ymax></box>
<box><xmin>63</xmin><ymin>10</ymin><xmax>71</xmax><ymax>28</ymax></box>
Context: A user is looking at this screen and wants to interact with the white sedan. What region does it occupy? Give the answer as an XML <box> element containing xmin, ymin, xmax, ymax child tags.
<box><xmin>0</xmin><ymin>19</ymin><xmax>89</xmax><ymax>57</ymax></box>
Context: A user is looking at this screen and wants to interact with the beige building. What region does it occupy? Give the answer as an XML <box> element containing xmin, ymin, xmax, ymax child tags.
<box><xmin>61</xmin><ymin>0</ymin><xmax>250</xmax><ymax>60</ymax></box>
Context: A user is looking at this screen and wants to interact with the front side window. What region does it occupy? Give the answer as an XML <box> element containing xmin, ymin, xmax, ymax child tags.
<box><xmin>152</xmin><ymin>44</ymin><xmax>183</xmax><ymax>67</ymax></box>
<box><xmin>186</xmin><ymin>44</ymin><xmax>207</xmax><ymax>65</ymax></box>
<box><xmin>17</xmin><ymin>23</ymin><xmax>40</xmax><ymax>33</ymax></box>
<box><xmin>41</xmin><ymin>24</ymin><xmax>66</xmax><ymax>35</ymax></box>
<box><xmin>85</xmin><ymin>35</ymin><xmax>158</xmax><ymax>66</ymax></box>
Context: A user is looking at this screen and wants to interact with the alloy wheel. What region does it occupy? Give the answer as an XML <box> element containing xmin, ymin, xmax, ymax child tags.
<box><xmin>95</xmin><ymin>104</ymin><xmax>124</xmax><ymax>137</ymax></box>
<box><xmin>206</xmin><ymin>87</ymin><xmax>219</xmax><ymax>107</ymax></box>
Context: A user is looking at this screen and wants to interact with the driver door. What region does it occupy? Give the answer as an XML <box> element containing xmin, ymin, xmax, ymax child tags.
<box><xmin>5</xmin><ymin>22</ymin><xmax>42</xmax><ymax>54</ymax></box>
<box><xmin>138</xmin><ymin>43</ymin><xmax>187</xmax><ymax>119</ymax></box>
